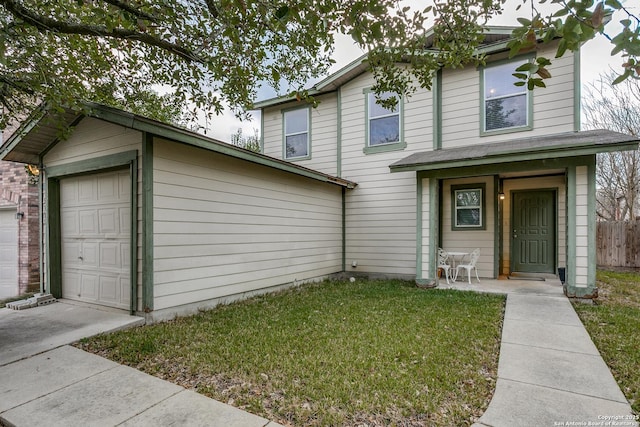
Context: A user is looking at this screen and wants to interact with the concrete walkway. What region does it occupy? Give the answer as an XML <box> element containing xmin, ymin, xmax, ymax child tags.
<box><xmin>444</xmin><ymin>279</ymin><xmax>638</xmax><ymax>427</ymax></box>
<box><xmin>0</xmin><ymin>301</ymin><xmax>282</xmax><ymax>427</ymax></box>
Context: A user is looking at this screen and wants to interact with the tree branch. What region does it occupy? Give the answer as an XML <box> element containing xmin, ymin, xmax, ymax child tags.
<box><xmin>204</xmin><ymin>0</ymin><xmax>219</xmax><ymax>19</ymax></box>
<box><xmin>100</xmin><ymin>0</ymin><xmax>158</xmax><ymax>22</ymax></box>
<box><xmin>0</xmin><ymin>0</ymin><xmax>203</xmax><ymax>63</ymax></box>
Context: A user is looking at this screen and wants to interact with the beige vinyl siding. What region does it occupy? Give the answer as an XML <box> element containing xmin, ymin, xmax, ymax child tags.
<box><xmin>262</xmin><ymin>105</ymin><xmax>283</xmax><ymax>159</ymax></box>
<box><xmin>575</xmin><ymin>165</ymin><xmax>589</xmax><ymax>287</ymax></box>
<box><xmin>341</xmin><ymin>73</ymin><xmax>432</xmax><ymax>276</ymax></box>
<box><xmin>152</xmin><ymin>139</ymin><xmax>343</xmax><ymax>311</ymax></box>
<box><xmin>441</xmin><ymin>177</ymin><xmax>495</xmax><ymax>278</ymax></box>
<box><xmin>42</xmin><ymin>119</ymin><xmax>143</xmax><ymax>310</ymax></box>
<box><xmin>502</xmin><ymin>175</ymin><xmax>566</xmax><ymax>275</ymax></box>
<box><xmin>441</xmin><ymin>43</ymin><xmax>575</xmax><ymax>148</ymax></box>
<box><xmin>44</xmin><ymin>119</ymin><xmax>142</xmax><ymax>166</ymax></box>
<box><xmin>262</xmin><ymin>94</ymin><xmax>338</xmax><ymax>175</ymax></box>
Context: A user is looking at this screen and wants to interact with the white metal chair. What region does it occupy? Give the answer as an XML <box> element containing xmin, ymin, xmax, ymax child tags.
<box><xmin>455</xmin><ymin>248</ymin><xmax>481</xmax><ymax>284</ymax></box>
<box><xmin>437</xmin><ymin>248</ymin><xmax>452</xmax><ymax>284</ymax></box>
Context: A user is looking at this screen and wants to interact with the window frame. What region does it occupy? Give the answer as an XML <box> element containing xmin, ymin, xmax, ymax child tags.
<box><xmin>363</xmin><ymin>88</ymin><xmax>406</xmax><ymax>154</ymax></box>
<box><xmin>282</xmin><ymin>106</ymin><xmax>311</xmax><ymax>161</ymax></box>
<box><xmin>480</xmin><ymin>55</ymin><xmax>534</xmax><ymax>136</ymax></box>
<box><xmin>451</xmin><ymin>183</ymin><xmax>486</xmax><ymax>231</ymax></box>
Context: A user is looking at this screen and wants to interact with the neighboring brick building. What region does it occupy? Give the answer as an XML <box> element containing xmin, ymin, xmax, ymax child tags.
<box><xmin>0</xmin><ymin>153</ymin><xmax>40</xmax><ymax>298</ymax></box>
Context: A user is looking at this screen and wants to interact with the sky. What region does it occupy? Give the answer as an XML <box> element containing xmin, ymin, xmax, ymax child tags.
<box><xmin>202</xmin><ymin>0</ymin><xmax>631</xmax><ymax>142</ymax></box>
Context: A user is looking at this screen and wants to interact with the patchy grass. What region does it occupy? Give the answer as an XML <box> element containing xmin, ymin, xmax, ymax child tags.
<box><xmin>79</xmin><ymin>280</ymin><xmax>504</xmax><ymax>426</ymax></box>
<box><xmin>0</xmin><ymin>293</ymin><xmax>34</xmax><ymax>308</ymax></box>
<box><xmin>573</xmin><ymin>270</ymin><xmax>640</xmax><ymax>414</ymax></box>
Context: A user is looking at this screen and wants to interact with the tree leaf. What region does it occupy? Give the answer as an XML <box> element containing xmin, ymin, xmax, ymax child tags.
<box><xmin>537</xmin><ymin>67</ymin><xmax>552</xmax><ymax>79</ymax></box>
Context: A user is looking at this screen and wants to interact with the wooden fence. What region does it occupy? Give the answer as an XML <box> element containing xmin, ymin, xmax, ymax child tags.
<box><xmin>596</xmin><ymin>221</ymin><xmax>640</xmax><ymax>268</ymax></box>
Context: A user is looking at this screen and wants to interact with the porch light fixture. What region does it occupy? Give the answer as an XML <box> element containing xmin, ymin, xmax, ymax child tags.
<box><xmin>16</xmin><ymin>212</ymin><xmax>24</xmax><ymax>219</ymax></box>
<box><xmin>498</xmin><ymin>193</ymin><xmax>505</xmax><ymax>200</ymax></box>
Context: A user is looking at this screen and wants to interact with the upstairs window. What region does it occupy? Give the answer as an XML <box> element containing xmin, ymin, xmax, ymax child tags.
<box><xmin>364</xmin><ymin>91</ymin><xmax>405</xmax><ymax>154</ymax></box>
<box><xmin>482</xmin><ymin>61</ymin><xmax>531</xmax><ymax>134</ymax></box>
<box><xmin>283</xmin><ymin>108</ymin><xmax>310</xmax><ymax>159</ymax></box>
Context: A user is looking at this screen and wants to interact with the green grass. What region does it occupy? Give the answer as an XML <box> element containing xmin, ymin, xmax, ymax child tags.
<box><xmin>0</xmin><ymin>293</ymin><xmax>35</xmax><ymax>308</ymax></box>
<box><xmin>79</xmin><ymin>279</ymin><xmax>505</xmax><ymax>426</ymax></box>
<box><xmin>573</xmin><ymin>270</ymin><xmax>640</xmax><ymax>414</ymax></box>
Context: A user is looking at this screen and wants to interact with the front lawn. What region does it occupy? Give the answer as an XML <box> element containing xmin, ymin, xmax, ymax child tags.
<box><xmin>573</xmin><ymin>270</ymin><xmax>640</xmax><ymax>414</ymax></box>
<box><xmin>79</xmin><ymin>279</ymin><xmax>504</xmax><ymax>426</ymax></box>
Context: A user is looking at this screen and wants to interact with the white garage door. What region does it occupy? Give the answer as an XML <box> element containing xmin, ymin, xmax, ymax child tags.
<box><xmin>60</xmin><ymin>170</ymin><xmax>131</xmax><ymax>310</ymax></box>
<box><xmin>0</xmin><ymin>208</ymin><xmax>19</xmax><ymax>299</ymax></box>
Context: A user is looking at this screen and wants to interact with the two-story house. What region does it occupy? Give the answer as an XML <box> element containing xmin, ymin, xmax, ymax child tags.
<box><xmin>2</xmin><ymin>27</ymin><xmax>638</xmax><ymax>320</ymax></box>
<box><xmin>255</xmin><ymin>27</ymin><xmax>638</xmax><ymax>299</ymax></box>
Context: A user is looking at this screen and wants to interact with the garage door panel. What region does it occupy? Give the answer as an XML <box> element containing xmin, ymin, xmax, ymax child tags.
<box><xmin>60</xmin><ymin>170</ymin><xmax>131</xmax><ymax>310</ymax></box>
<box><xmin>0</xmin><ymin>244</ymin><xmax>13</xmax><ymax>258</ymax></box>
<box><xmin>119</xmin><ymin>208</ymin><xmax>130</xmax><ymax>234</ymax></box>
<box><xmin>100</xmin><ymin>242</ymin><xmax>120</xmax><ymax>269</ymax></box>
<box><xmin>78</xmin><ymin>177</ymin><xmax>97</xmax><ymax>203</ymax></box>
<box><xmin>99</xmin><ymin>276</ymin><xmax>119</xmax><ymax>303</ymax></box>
<box><xmin>62</xmin><ymin>272</ymin><xmax>81</xmax><ymax>299</ymax></box>
<box><xmin>121</xmin><ymin>244</ymin><xmax>130</xmax><ymax>268</ymax></box>
<box><xmin>98</xmin><ymin>208</ymin><xmax>119</xmax><ymax>234</ymax></box>
<box><xmin>61</xmin><ymin>180</ymin><xmax>78</xmax><ymax>204</ymax></box>
<box><xmin>79</xmin><ymin>209</ymin><xmax>99</xmax><ymax>234</ymax></box>
<box><xmin>118</xmin><ymin>173</ymin><xmax>129</xmax><ymax>197</ymax></box>
<box><xmin>62</xmin><ymin>210</ymin><xmax>79</xmax><ymax>236</ymax></box>
<box><xmin>81</xmin><ymin>274</ymin><xmax>99</xmax><ymax>300</ymax></box>
<box><xmin>98</xmin><ymin>174</ymin><xmax>118</xmax><ymax>201</ymax></box>
<box><xmin>0</xmin><ymin>229</ymin><xmax>14</xmax><ymax>244</ymax></box>
<box><xmin>82</xmin><ymin>242</ymin><xmax>98</xmax><ymax>266</ymax></box>
<box><xmin>62</xmin><ymin>241</ymin><xmax>81</xmax><ymax>266</ymax></box>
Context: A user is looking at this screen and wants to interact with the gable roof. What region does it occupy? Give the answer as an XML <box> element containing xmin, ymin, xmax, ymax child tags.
<box><xmin>253</xmin><ymin>26</ymin><xmax>518</xmax><ymax>109</ymax></box>
<box><xmin>0</xmin><ymin>102</ymin><xmax>357</xmax><ymax>189</ymax></box>
<box><xmin>389</xmin><ymin>129</ymin><xmax>640</xmax><ymax>173</ymax></box>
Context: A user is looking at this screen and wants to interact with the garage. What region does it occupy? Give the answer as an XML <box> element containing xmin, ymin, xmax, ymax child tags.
<box><xmin>1</xmin><ymin>104</ymin><xmax>354</xmax><ymax>320</ymax></box>
<box><xmin>60</xmin><ymin>169</ymin><xmax>131</xmax><ymax>310</ymax></box>
<box><xmin>0</xmin><ymin>207</ymin><xmax>18</xmax><ymax>298</ymax></box>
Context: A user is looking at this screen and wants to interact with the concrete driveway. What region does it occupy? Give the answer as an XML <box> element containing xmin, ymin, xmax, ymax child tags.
<box><xmin>0</xmin><ymin>300</ymin><xmax>283</xmax><ymax>427</ymax></box>
<box><xmin>0</xmin><ymin>300</ymin><xmax>144</xmax><ymax>366</ymax></box>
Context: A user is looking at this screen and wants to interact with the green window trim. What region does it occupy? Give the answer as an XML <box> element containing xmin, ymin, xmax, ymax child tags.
<box><xmin>479</xmin><ymin>55</ymin><xmax>534</xmax><ymax>137</ymax></box>
<box><xmin>451</xmin><ymin>183</ymin><xmax>487</xmax><ymax>231</ymax></box>
<box><xmin>282</xmin><ymin>106</ymin><xmax>311</xmax><ymax>161</ymax></box>
<box><xmin>363</xmin><ymin>88</ymin><xmax>405</xmax><ymax>154</ymax></box>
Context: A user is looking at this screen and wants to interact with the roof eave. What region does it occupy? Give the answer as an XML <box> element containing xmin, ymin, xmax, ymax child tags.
<box><xmin>1</xmin><ymin>103</ymin><xmax>358</xmax><ymax>189</ymax></box>
<box><xmin>390</xmin><ymin>140</ymin><xmax>640</xmax><ymax>173</ymax></box>
<box><xmin>253</xmin><ymin>28</ymin><xmax>528</xmax><ymax>110</ymax></box>
<box><xmin>253</xmin><ymin>54</ymin><xmax>370</xmax><ymax>109</ymax></box>
<box><xmin>0</xmin><ymin>106</ymin><xmax>82</xmax><ymax>164</ymax></box>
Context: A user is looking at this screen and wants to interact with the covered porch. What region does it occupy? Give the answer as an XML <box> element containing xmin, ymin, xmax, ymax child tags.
<box><xmin>390</xmin><ymin>129</ymin><xmax>639</xmax><ymax>298</ymax></box>
<box><xmin>438</xmin><ymin>276</ymin><xmax>563</xmax><ymax>296</ymax></box>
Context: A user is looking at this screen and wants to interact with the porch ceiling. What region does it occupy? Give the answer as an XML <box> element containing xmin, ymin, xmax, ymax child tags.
<box><xmin>390</xmin><ymin>129</ymin><xmax>640</xmax><ymax>173</ymax></box>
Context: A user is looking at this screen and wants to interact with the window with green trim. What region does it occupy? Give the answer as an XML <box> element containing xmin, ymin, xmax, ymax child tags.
<box><xmin>367</xmin><ymin>91</ymin><xmax>400</xmax><ymax>146</ymax></box>
<box><xmin>284</xmin><ymin>108</ymin><xmax>309</xmax><ymax>159</ymax></box>
<box><xmin>451</xmin><ymin>184</ymin><xmax>486</xmax><ymax>230</ymax></box>
<box><xmin>483</xmin><ymin>61</ymin><xmax>529</xmax><ymax>132</ymax></box>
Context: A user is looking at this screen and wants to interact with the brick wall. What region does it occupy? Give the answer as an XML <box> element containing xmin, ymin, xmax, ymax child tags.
<box><xmin>0</xmin><ymin>160</ymin><xmax>40</xmax><ymax>294</ymax></box>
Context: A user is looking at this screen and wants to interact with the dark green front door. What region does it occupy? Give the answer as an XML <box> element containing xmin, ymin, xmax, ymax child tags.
<box><xmin>512</xmin><ymin>190</ymin><xmax>555</xmax><ymax>274</ymax></box>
